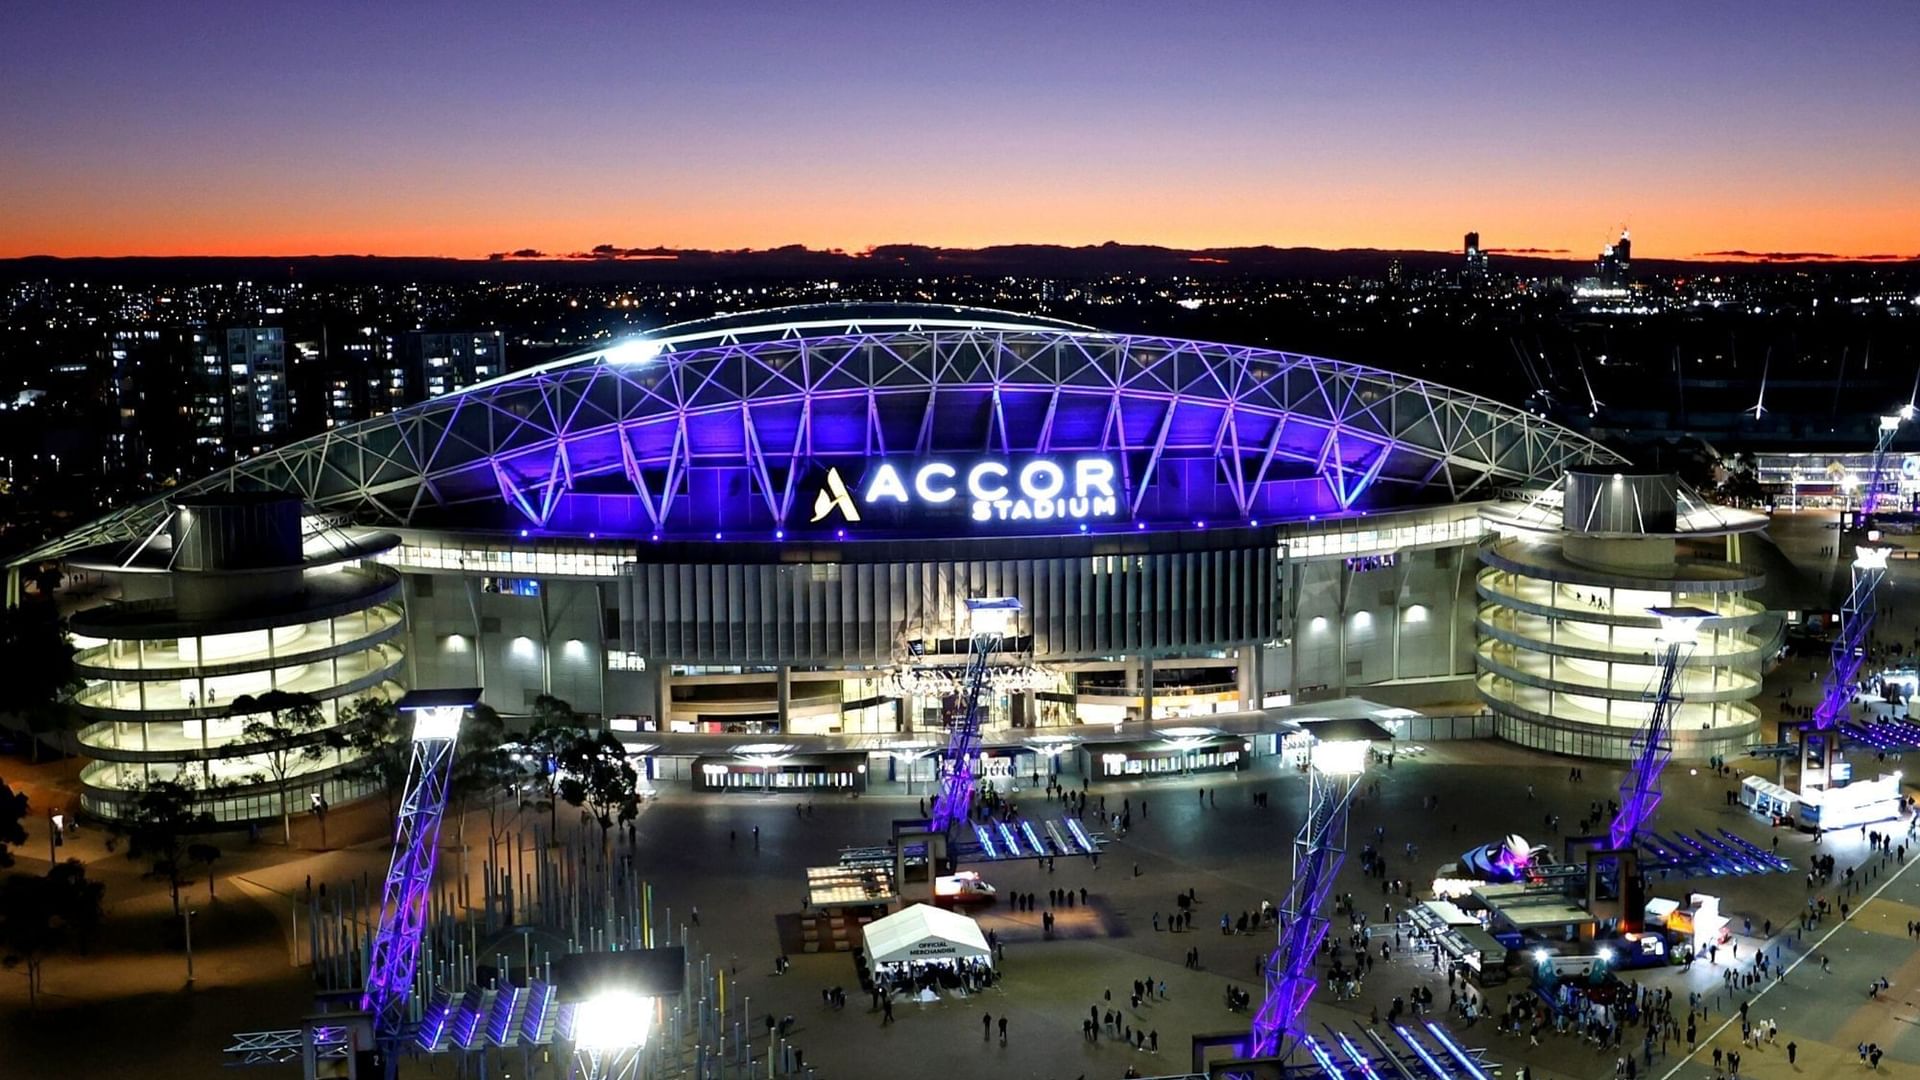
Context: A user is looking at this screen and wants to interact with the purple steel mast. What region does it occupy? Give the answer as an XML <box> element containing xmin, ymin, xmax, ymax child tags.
<box><xmin>1608</xmin><ymin>609</ymin><xmax>1710</xmax><ymax>851</ymax></box>
<box><xmin>929</xmin><ymin>598</ymin><xmax>1018</xmax><ymax>833</ymax></box>
<box><xmin>1810</xmin><ymin>408</ymin><xmax>1908</xmax><ymax>730</ymax></box>
<box><xmin>1249</xmin><ymin>739</ymin><xmax>1366</xmax><ymax>1059</ymax></box>
<box><xmin>362</xmin><ymin>692</ymin><xmax>472</xmax><ymax>1049</ymax></box>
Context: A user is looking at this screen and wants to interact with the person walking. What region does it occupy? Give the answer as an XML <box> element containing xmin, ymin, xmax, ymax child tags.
<box><xmin>882</xmin><ymin>997</ymin><xmax>894</xmax><ymax>1024</ymax></box>
<box><xmin>983</xmin><ymin>1011</ymin><xmax>992</xmax><ymax>1040</ymax></box>
<box><xmin>997</xmin><ymin>1016</ymin><xmax>1007</xmax><ymax>1045</ymax></box>
<box><xmin>1786</xmin><ymin>1040</ymin><xmax>1796</xmax><ymax>1066</ymax></box>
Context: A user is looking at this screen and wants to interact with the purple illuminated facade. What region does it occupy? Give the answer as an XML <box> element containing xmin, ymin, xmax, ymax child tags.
<box><xmin>18</xmin><ymin>305</ymin><xmax>1627</xmax><ymax>750</ymax></box>
<box><xmin>20</xmin><ymin>305</ymin><xmax>1618</xmax><ymax>559</ymax></box>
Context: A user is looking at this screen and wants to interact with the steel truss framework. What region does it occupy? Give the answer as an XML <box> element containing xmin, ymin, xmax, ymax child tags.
<box><xmin>1812</xmin><ymin>409</ymin><xmax>1907</xmax><ymax>731</ymax></box>
<box><xmin>1250</xmin><ymin>762</ymin><xmax>1359</xmax><ymax>1059</ymax></box>
<box><xmin>929</xmin><ymin>625</ymin><xmax>1004</xmax><ymax>833</ymax></box>
<box><xmin>1608</xmin><ymin>637</ymin><xmax>1698</xmax><ymax>850</ymax></box>
<box><xmin>1813</xmin><ymin>558</ymin><xmax>1886</xmax><ymax>730</ymax></box>
<box><xmin>363</xmin><ymin>730</ymin><xmax>459</xmax><ymax>1044</ymax></box>
<box><xmin>18</xmin><ymin>312</ymin><xmax>1624</xmax><ymax>565</ymax></box>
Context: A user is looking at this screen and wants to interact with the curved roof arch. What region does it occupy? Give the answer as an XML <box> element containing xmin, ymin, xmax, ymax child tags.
<box><xmin>19</xmin><ymin>309</ymin><xmax>1627</xmax><ymax>562</ymax></box>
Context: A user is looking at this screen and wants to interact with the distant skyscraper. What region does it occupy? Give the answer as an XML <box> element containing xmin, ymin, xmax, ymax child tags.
<box><xmin>407</xmin><ymin>330</ymin><xmax>506</xmax><ymax>400</ymax></box>
<box><xmin>1597</xmin><ymin>229</ymin><xmax>1632</xmax><ymax>285</ymax></box>
<box><xmin>1464</xmin><ymin>231</ymin><xmax>1488</xmax><ymax>278</ymax></box>
<box><xmin>1387</xmin><ymin>259</ymin><xmax>1404</xmax><ymax>286</ymax></box>
<box><xmin>335</xmin><ymin>326</ymin><xmax>406</xmax><ymax>422</ymax></box>
<box><xmin>104</xmin><ymin>328</ymin><xmax>228</xmax><ymax>474</ymax></box>
<box><xmin>225</xmin><ymin>327</ymin><xmax>288</xmax><ymax>455</ymax></box>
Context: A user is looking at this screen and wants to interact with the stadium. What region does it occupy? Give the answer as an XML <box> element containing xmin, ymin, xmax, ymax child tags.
<box><xmin>12</xmin><ymin>304</ymin><xmax>1773</xmax><ymax>821</ymax></box>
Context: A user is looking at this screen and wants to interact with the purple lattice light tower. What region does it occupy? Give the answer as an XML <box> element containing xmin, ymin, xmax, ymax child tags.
<box><xmin>1607</xmin><ymin>608</ymin><xmax>1711</xmax><ymax>851</ymax></box>
<box><xmin>929</xmin><ymin>598</ymin><xmax>1019</xmax><ymax>834</ymax></box>
<box><xmin>1249</xmin><ymin>738</ymin><xmax>1367</xmax><ymax>1059</ymax></box>
<box><xmin>362</xmin><ymin>690</ymin><xmax>475</xmax><ymax>1048</ymax></box>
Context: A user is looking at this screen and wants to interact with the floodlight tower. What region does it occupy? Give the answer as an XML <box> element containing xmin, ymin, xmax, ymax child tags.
<box><xmin>363</xmin><ymin>691</ymin><xmax>475</xmax><ymax>1051</ymax></box>
<box><xmin>1859</xmin><ymin>406</ymin><xmax>1913</xmax><ymax>519</ymax></box>
<box><xmin>1249</xmin><ymin>738</ymin><xmax>1367</xmax><ymax>1060</ymax></box>
<box><xmin>1608</xmin><ymin>608</ymin><xmax>1711</xmax><ymax>851</ymax></box>
<box><xmin>564</xmin><ymin>992</ymin><xmax>651</xmax><ymax>1080</ymax></box>
<box><xmin>1812</xmin><ymin>545</ymin><xmax>1891</xmax><ymax>731</ymax></box>
<box><xmin>1804</xmin><ymin>404</ymin><xmax>1909</xmax><ymax>736</ymax></box>
<box><xmin>929</xmin><ymin>597</ymin><xmax>1019</xmax><ymax>833</ymax></box>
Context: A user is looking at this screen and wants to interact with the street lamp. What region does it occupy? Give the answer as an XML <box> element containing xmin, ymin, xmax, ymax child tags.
<box><xmin>184</xmin><ymin>908</ymin><xmax>198</xmax><ymax>984</ymax></box>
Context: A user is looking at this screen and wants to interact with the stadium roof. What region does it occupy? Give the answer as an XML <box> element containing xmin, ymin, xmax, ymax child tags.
<box><xmin>16</xmin><ymin>304</ymin><xmax>1626</xmax><ymax>564</ymax></box>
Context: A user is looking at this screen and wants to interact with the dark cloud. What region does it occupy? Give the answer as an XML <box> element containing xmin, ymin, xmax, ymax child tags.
<box><xmin>569</xmin><ymin>245</ymin><xmax>680</xmax><ymax>261</ymax></box>
<box><xmin>1698</xmin><ymin>250</ymin><xmax>1842</xmax><ymax>261</ymax></box>
<box><xmin>486</xmin><ymin>248</ymin><xmax>550</xmax><ymax>260</ymax></box>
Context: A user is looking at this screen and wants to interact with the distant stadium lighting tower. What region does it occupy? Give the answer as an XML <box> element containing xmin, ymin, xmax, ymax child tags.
<box><xmin>604</xmin><ymin>337</ymin><xmax>662</xmax><ymax>365</ymax></box>
<box><xmin>1249</xmin><ymin>737</ymin><xmax>1367</xmax><ymax>1059</ymax></box>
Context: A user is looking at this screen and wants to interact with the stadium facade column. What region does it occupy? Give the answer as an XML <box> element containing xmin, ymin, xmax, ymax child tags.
<box><xmin>775</xmin><ymin>664</ymin><xmax>791</xmax><ymax>727</ymax></box>
<box><xmin>1140</xmin><ymin>654</ymin><xmax>1155</xmax><ymax>723</ymax></box>
<box><xmin>654</xmin><ymin>666</ymin><xmax>672</xmax><ymax>732</ymax></box>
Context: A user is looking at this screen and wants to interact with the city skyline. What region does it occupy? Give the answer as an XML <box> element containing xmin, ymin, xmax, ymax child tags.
<box><xmin>3</xmin><ymin>2</ymin><xmax>1918</xmax><ymax>261</ymax></box>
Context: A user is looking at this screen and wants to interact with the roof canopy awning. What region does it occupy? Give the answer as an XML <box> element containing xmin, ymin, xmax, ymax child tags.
<box><xmin>862</xmin><ymin>903</ymin><xmax>991</xmax><ymax>967</ymax></box>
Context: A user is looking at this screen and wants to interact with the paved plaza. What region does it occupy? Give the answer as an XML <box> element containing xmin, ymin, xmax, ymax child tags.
<box><xmin>4</xmin><ymin>733</ymin><xmax>1917</xmax><ymax>1080</ymax></box>
<box><xmin>3</xmin><ymin>509</ymin><xmax>1917</xmax><ymax>1078</ymax></box>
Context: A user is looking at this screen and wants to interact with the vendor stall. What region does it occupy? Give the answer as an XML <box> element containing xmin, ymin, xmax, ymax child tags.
<box><xmin>1088</xmin><ymin>730</ymin><xmax>1247</xmax><ymax>778</ymax></box>
<box><xmin>861</xmin><ymin>904</ymin><xmax>995</xmax><ymax>998</ymax></box>
<box><xmin>1739</xmin><ymin>776</ymin><xmax>1798</xmax><ymax>823</ymax></box>
<box><xmin>693</xmin><ymin>748</ymin><xmax>869</xmax><ymax>792</ymax></box>
<box><xmin>1797</xmin><ymin>772</ymin><xmax>1903</xmax><ymax>831</ymax></box>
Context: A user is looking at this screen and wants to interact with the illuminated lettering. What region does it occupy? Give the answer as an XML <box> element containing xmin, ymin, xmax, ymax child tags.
<box><xmin>1019</xmin><ymin>460</ymin><xmax>1065</xmax><ymax>501</ymax></box>
<box><xmin>967</xmin><ymin>462</ymin><xmax>1009</xmax><ymax>501</ymax></box>
<box><xmin>828</xmin><ymin>456</ymin><xmax>1124</xmax><ymax>529</ymax></box>
<box><xmin>1075</xmin><ymin>458</ymin><xmax>1116</xmax><ymax>499</ymax></box>
<box><xmin>863</xmin><ymin>463</ymin><xmax>910</xmax><ymax>504</ymax></box>
<box><xmin>913</xmin><ymin>462</ymin><xmax>957</xmax><ymax>503</ymax></box>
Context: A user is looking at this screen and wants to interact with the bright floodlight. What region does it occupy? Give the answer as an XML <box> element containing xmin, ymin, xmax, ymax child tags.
<box><xmin>965</xmin><ymin>596</ymin><xmax>1021</xmax><ymax>637</ymax></box>
<box><xmin>1647</xmin><ymin>605</ymin><xmax>1714</xmax><ymax>645</ymax></box>
<box><xmin>1533</xmin><ymin>948</ymin><xmax>1550</xmax><ymax>964</ymax></box>
<box><xmin>1311</xmin><ymin>739</ymin><xmax>1370</xmax><ymax>776</ymax></box>
<box><xmin>1883</xmin><ymin>413</ymin><xmax>1907</xmax><ymax>431</ymax></box>
<box><xmin>605</xmin><ymin>338</ymin><xmax>662</xmax><ymax>365</ymax></box>
<box><xmin>1903</xmin><ymin>404</ymin><xmax>1917</xmax><ymax>421</ymax></box>
<box><xmin>1597</xmin><ymin>946</ymin><xmax>1614</xmax><ymax>962</ymax></box>
<box><xmin>408</xmin><ymin>706</ymin><xmax>463</xmax><ymax>742</ymax></box>
<box><xmin>572</xmin><ymin>991</ymin><xmax>651</xmax><ymax>1050</ymax></box>
<box><xmin>1855</xmin><ymin>546</ymin><xmax>1891</xmax><ymax>571</ymax></box>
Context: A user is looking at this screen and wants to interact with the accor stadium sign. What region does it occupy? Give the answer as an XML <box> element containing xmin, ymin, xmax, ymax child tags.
<box><xmin>812</xmin><ymin>456</ymin><xmax>1122</xmax><ymax>525</ymax></box>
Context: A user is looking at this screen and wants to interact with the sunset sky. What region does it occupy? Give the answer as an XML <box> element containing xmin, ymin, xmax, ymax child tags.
<box><xmin>3</xmin><ymin>2</ymin><xmax>1917</xmax><ymax>260</ymax></box>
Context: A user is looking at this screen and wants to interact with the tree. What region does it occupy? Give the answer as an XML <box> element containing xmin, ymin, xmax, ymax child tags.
<box><xmin>448</xmin><ymin>704</ymin><xmax>518</xmax><ymax>848</ymax></box>
<box><xmin>188</xmin><ymin>842</ymin><xmax>222</xmax><ymax>902</ymax></box>
<box><xmin>233</xmin><ymin>690</ymin><xmax>341</xmax><ymax>846</ymax></box>
<box><xmin>341</xmin><ymin>696</ymin><xmax>410</xmax><ymax>824</ymax></box>
<box><xmin>515</xmin><ymin>696</ymin><xmax>587</xmax><ymax>837</ymax></box>
<box><xmin>0</xmin><ymin>779</ymin><xmax>27</xmax><ymax>869</ymax></box>
<box><xmin>557</xmin><ymin>731</ymin><xmax>640</xmax><ymax>851</ymax></box>
<box><xmin>120</xmin><ymin>779</ymin><xmax>212</xmax><ymax>916</ymax></box>
<box><xmin>0</xmin><ymin>607</ymin><xmax>83</xmax><ymax>763</ymax></box>
<box><xmin>0</xmin><ymin>859</ymin><xmax>105</xmax><ymax>1007</ymax></box>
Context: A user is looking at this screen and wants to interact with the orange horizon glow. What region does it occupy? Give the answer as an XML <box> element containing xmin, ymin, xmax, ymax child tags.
<box><xmin>5</xmin><ymin>5</ymin><xmax>1918</xmax><ymax>267</ymax></box>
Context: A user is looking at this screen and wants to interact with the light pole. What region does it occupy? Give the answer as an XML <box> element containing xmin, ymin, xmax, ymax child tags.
<box><xmin>184</xmin><ymin>908</ymin><xmax>198</xmax><ymax>984</ymax></box>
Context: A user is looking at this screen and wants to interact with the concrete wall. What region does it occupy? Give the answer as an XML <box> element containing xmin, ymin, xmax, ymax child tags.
<box><xmin>1264</xmin><ymin>542</ymin><xmax>1478</xmax><ymax>697</ymax></box>
<box><xmin>404</xmin><ymin>574</ymin><xmax>613</xmax><ymax>717</ymax></box>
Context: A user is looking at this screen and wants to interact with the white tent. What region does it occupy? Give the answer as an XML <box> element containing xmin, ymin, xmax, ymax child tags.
<box><xmin>862</xmin><ymin>904</ymin><xmax>992</xmax><ymax>968</ymax></box>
